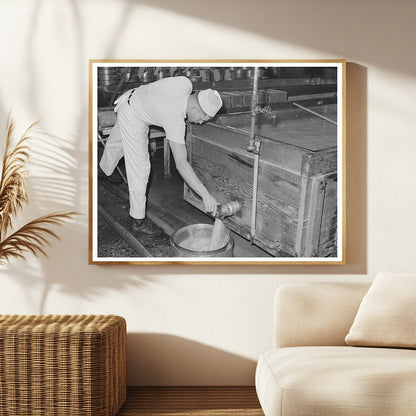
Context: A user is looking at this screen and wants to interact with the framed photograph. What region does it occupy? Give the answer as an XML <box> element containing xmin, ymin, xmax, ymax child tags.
<box><xmin>89</xmin><ymin>60</ymin><xmax>345</xmax><ymax>265</ymax></box>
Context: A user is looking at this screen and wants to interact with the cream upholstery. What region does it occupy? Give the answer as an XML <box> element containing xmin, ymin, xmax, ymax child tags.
<box><xmin>274</xmin><ymin>282</ymin><xmax>370</xmax><ymax>347</ymax></box>
<box><xmin>345</xmin><ymin>273</ymin><xmax>416</xmax><ymax>348</ymax></box>
<box><xmin>257</xmin><ymin>346</ymin><xmax>416</xmax><ymax>416</ymax></box>
<box><xmin>256</xmin><ymin>282</ymin><xmax>416</xmax><ymax>416</ymax></box>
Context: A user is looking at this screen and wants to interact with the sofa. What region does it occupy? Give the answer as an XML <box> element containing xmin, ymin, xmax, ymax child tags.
<box><xmin>255</xmin><ymin>275</ymin><xmax>416</xmax><ymax>416</ymax></box>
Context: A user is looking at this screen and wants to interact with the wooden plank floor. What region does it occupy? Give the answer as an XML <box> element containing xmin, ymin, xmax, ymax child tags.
<box><xmin>116</xmin><ymin>386</ymin><xmax>264</xmax><ymax>416</ymax></box>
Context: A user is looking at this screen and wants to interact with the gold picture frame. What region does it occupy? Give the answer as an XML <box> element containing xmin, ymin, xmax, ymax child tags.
<box><xmin>89</xmin><ymin>59</ymin><xmax>346</xmax><ymax>265</ymax></box>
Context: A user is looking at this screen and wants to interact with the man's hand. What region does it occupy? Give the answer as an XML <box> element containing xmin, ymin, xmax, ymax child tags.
<box><xmin>202</xmin><ymin>193</ymin><xmax>218</xmax><ymax>216</ymax></box>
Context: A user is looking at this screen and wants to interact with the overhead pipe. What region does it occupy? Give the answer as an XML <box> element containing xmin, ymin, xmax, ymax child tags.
<box><xmin>247</xmin><ymin>66</ymin><xmax>260</xmax><ymax>153</ymax></box>
<box><xmin>246</xmin><ymin>67</ymin><xmax>261</xmax><ymax>243</ymax></box>
<box><xmin>249</xmin><ymin>140</ymin><xmax>261</xmax><ymax>243</ymax></box>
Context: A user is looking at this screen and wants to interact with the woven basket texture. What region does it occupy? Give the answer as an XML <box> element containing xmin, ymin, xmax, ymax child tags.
<box><xmin>0</xmin><ymin>314</ymin><xmax>126</xmax><ymax>416</ymax></box>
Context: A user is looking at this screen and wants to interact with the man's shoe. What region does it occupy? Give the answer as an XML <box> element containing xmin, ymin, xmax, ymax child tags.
<box><xmin>131</xmin><ymin>217</ymin><xmax>163</xmax><ymax>237</ymax></box>
<box><xmin>98</xmin><ymin>166</ymin><xmax>124</xmax><ymax>185</ymax></box>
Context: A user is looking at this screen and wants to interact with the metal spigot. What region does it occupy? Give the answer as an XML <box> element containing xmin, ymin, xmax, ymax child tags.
<box><xmin>215</xmin><ymin>201</ymin><xmax>242</xmax><ymax>219</ymax></box>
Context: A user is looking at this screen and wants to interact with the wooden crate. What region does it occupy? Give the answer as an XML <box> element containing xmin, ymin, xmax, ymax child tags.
<box><xmin>184</xmin><ymin>105</ymin><xmax>338</xmax><ymax>257</ymax></box>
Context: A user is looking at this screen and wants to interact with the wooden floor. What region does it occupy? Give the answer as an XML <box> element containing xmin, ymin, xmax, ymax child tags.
<box><xmin>116</xmin><ymin>386</ymin><xmax>264</xmax><ymax>416</ymax></box>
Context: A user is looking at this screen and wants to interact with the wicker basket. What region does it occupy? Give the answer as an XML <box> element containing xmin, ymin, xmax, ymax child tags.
<box><xmin>0</xmin><ymin>314</ymin><xmax>126</xmax><ymax>416</ymax></box>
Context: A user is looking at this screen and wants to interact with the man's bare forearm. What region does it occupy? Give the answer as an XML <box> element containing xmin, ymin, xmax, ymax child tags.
<box><xmin>176</xmin><ymin>161</ymin><xmax>210</xmax><ymax>198</ymax></box>
<box><xmin>168</xmin><ymin>140</ymin><xmax>217</xmax><ymax>213</ymax></box>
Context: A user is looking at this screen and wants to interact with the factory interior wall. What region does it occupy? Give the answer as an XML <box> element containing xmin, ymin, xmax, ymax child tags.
<box><xmin>0</xmin><ymin>0</ymin><xmax>415</xmax><ymax>385</ymax></box>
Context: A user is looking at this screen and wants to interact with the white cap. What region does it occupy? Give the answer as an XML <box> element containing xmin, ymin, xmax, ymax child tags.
<box><xmin>198</xmin><ymin>89</ymin><xmax>223</xmax><ymax>117</ymax></box>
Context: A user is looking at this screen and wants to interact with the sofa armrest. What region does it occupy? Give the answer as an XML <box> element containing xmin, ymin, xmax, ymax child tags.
<box><xmin>274</xmin><ymin>282</ymin><xmax>370</xmax><ymax>348</ymax></box>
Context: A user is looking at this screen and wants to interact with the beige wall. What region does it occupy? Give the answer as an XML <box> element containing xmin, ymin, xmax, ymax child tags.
<box><xmin>0</xmin><ymin>0</ymin><xmax>415</xmax><ymax>385</ymax></box>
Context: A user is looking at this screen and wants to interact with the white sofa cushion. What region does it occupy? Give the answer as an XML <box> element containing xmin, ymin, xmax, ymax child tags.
<box><xmin>345</xmin><ymin>272</ymin><xmax>416</xmax><ymax>348</ymax></box>
<box><xmin>256</xmin><ymin>346</ymin><xmax>416</xmax><ymax>416</ymax></box>
<box><xmin>274</xmin><ymin>283</ymin><xmax>369</xmax><ymax>348</ymax></box>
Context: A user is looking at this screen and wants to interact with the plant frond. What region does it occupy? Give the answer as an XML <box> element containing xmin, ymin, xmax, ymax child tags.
<box><xmin>0</xmin><ymin>211</ymin><xmax>79</xmax><ymax>264</ymax></box>
<box><xmin>0</xmin><ymin>117</ymin><xmax>41</xmax><ymax>237</ymax></box>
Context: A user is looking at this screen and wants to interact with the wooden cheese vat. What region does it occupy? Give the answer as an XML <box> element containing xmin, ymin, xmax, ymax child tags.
<box><xmin>184</xmin><ymin>104</ymin><xmax>339</xmax><ymax>258</ymax></box>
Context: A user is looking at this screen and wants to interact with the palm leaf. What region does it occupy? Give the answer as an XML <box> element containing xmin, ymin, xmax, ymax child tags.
<box><xmin>0</xmin><ymin>117</ymin><xmax>39</xmax><ymax>238</ymax></box>
<box><xmin>0</xmin><ymin>211</ymin><xmax>78</xmax><ymax>264</ymax></box>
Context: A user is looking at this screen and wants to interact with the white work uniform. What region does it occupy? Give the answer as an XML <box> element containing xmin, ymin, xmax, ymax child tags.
<box><xmin>100</xmin><ymin>76</ymin><xmax>192</xmax><ymax>219</ymax></box>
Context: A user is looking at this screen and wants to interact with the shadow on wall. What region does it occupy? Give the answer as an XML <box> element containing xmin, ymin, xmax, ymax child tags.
<box><xmin>97</xmin><ymin>1</ymin><xmax>371</xmax><ymax>274</ymax></box>
<box><xmin>0</xmin><ymin>1</ymin><xmax>369</xmax><ymax>281</ymax></box>
<box><xmin>0</xmin><ymin>260</ymin><xmax>159</xmax><ymax>314</ymax></box>
<box><xmin>0</xmin><ymin>1</ymin><xmax>89</xmax><ymax>305</ymax></box>
<box><xmin>126</xmin><ymin>333</ymin><xmax>257</xmax><ymax>386</ymax></box>
<box><xmin>0</xmin><ymin>127</ymin><xmax>161</xmax><ymax>313</ymax></box>
<box><xmin>23</xmin><ymin>0</ymin><xmax>86</xmax><ymax>211</ymax></box>
<box><xmin>134</xmin><ymin>0</ymin><xmax>413</xmax><ymax>76</ymax></box>
<box><xmin>1</xmin><ymin>1</ymin><xmax>95</xmax><ymax>308</ymax></box>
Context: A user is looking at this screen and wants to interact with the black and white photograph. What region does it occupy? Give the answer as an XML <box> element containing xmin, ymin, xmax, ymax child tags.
<box><xmin>89</xmin><ymin>60</ymin><xmax>345</xmax><ymax>264</ymax></box>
